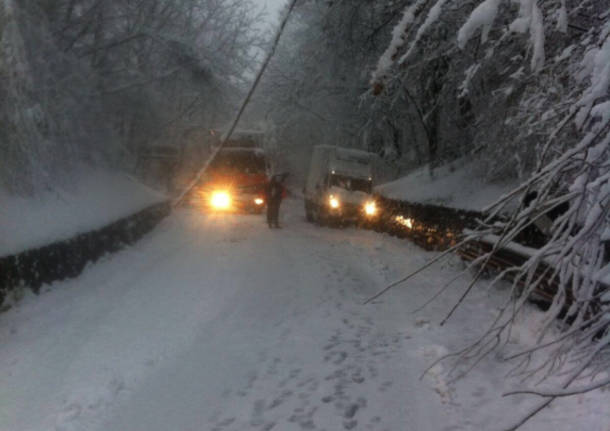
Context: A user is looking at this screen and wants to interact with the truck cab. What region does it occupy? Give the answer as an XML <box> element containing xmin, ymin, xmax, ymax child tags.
<box><xmin>188</xmin><ymin>130</ymin><xmax>269</xmax><ymax>213</ymax></box>
<box><xmin>304</xmin><ymin>145</ymin><xmax>379</xmax><ymax>223</ymax></box>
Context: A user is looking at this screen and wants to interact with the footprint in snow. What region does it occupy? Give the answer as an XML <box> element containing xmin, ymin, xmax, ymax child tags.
<box><xmin>343</xmin><ymin>419</ymin><xmax>357</xmax><ymax>429</ymax></box>
<box><xmin>326</xmin><ymin>351</ymin><xmax>347</xmax><ymax>365</ymax></box>
<box><xmin>344</xmin><ymin>403</ymin><xmax>359</xmax><ymax>419</ymax></box>
<box><xmin>378</xmin><ymin>381</ymin><xmax>393</xmax><ymax>392</ymax></box>
<box><xmin>58</xmin><ymin>403</ymin><xmax>82</xmax><ymax>421</ymax></box>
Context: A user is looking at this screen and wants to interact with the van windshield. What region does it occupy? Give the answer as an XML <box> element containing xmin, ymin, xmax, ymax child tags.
<box><xmin>330</xmin><ymin>174</ymin><xmax>372</xmax><ymax>193</ymax></box>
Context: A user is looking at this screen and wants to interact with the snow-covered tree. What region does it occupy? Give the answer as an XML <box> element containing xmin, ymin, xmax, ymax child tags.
<box><xmin>0</xmin><ymin>0</ymin><xmax>263</xmax><ymax>193</ymax></box>
<box><xmin>257</xmin><ymin>0</ymin><xmax>410</xmax><ymax>180</ymax></box>
<box><xmin>371</xmin><ymin>0</ymin><xmax>609</xmax><ymax>427</ymax></box>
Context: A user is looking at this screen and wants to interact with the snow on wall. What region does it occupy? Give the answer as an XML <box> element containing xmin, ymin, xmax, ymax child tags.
<box><xmin>375</xmin><ymin>160</ymin><xmax>518</xmax><ymax>212</ymax></box>
<box><xmin>0</xmin><ymin>171</ymin><xmax>166</xmax><ymax>257</ymax></box>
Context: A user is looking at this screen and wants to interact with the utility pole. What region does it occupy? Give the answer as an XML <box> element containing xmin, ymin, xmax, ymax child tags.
<box><xmin>174</xmin><ymin>0</ymin><xmax>299</xmax><ymax>206</ymax></box>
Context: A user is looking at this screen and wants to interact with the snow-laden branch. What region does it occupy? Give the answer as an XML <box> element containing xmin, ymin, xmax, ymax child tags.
<box><xmin>398</xmin><ymin>0</ymin><xmax>449</xmax><ymax>65</ymax></box>
<box><xmin>457</xmin><ymin>0</ymin><xmax>501</xmax><ymax>49</ymax></box>
<box><xmin>371</xmin><ymin>0</ymin><xmax>428</xmax><ymax>85</ymax></box>
<box><xmin>504</xmin><ymin>376</ymin><xmax>610</xmax><ymax>398</ymax></box>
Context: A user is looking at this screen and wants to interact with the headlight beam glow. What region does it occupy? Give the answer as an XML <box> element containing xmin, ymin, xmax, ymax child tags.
<box><xmin>329</xmin><ymin>195</ymin><xmax>340</xmax><ymax>209</ymax></box>
<box><xmin>210</xmin><ymin>191</ymin><xmax>231</xmax><ymax>209</ymax></box>
<box><xmin>364</xmin><ymin>201</ymin><xmax>377</xmax><ymax>216</ymax></box>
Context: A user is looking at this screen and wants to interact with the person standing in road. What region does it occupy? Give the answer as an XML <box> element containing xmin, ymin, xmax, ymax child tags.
<box><xmin>266</xmin><ymin>175</ymin><xmax>285</xmax><ymax>228</ymax></box>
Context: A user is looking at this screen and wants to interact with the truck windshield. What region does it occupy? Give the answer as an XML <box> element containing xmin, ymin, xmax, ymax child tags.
<box><xmin>210</xmin><ymin>151</ymin><xmax>266</xmax><ymax>174</ymax></box>
<box><xmin>330</xmin><ymin>174</ymin><xmax>372</xmax><ymax>193</ymax></box>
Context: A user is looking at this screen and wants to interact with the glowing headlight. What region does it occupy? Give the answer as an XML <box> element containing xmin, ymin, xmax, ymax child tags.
<box><xmin>254</xmin><ymin>198</ymin><xmax>264</xmax><ymax>205</ymax></box>
<box><xmin>329</xmin><ymin>195</ymin><xmax>340</xmax><ymax>209</ymax></box>
<box><xmin>210</xmin><ymin>191</ymin><xmax>231</xmax><ymax>209</ymax></box>
<box><xmin>364</xmin><ymin>201</ymin><xmax>377</xmax><ymax>216</ymax></box>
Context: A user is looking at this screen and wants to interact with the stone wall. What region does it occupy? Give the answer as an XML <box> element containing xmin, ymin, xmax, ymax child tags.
<box><xmin>0</xmin><ymin>202</ymin><xmax>171</xmax><ymax>307</ymax></box>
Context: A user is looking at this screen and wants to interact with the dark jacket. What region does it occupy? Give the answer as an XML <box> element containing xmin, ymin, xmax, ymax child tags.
<box><xmin>266</xmin><ymin>179</ymin><xmax>284</xmax><ymax>204</ymax></box>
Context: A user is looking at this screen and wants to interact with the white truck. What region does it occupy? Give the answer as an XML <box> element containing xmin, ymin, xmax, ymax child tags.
<box><xmin>304</xmin><ymin>145</ymin><xmax>379</xmax><ymax>224</ymax></box>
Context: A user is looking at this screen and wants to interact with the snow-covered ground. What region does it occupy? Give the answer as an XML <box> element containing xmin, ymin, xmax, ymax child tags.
<box><xmin>0</xmin><ymin>199</ymin><xmax>608</xmax><ymax>431</ymax></box>
<box><xmin>375</xmin><ymin>160</ymin><xmax>518</xmax><ymax>212</ymax></box>
<box><xmin>0</xmin><ymin>170</ymin><xmax>166</xmax><ymax>257</ymax></box>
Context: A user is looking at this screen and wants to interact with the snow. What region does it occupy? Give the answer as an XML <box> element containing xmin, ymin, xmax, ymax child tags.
<box><xmin>509</xmin><ymin>0</ymin><xmax>533</xmax><ymax>34</ymax></box>
<box><xmin>399</xmin><ymin>0</ymin><xmax>449</xmax><ymax>64</ymax></box>
<box><xmin>375</xmin><ymin>160</ymin><xmax>518</xmax><ymax>212</ymax></box>
<box><xmin>1</xmin><ymin>199</ymin><xmax>608</xmax><ymax>431</ymax></box>
<box><xmin>596</xmin><ymin>262</ymin><xmax>610</xmax><ymax>286</ymax></box>
<box><xmin>508</xmin><ymin>0</ymin><xmax>546</xmax><ymax>73</ymax></box>
<box><xmin>602</xmin><ymin>19</ymin><xmax>610</xmax><ymax>40</ymax></box>
<box><xmin>555</xmin><ymin>0</ymin><xmax>568</xmax><ymax>33</ymax></box>
<box><xmin>469</xmin><ymin>231</ymin><xmax>540</xmax><ymax>260</ymax></box>
<box><xmin>576</xmin><ymin>33</ymin><xmax>610</xmax><ymax>128</ymax></box>
<box><xmin>457</xmin><ymin>0</ymin><xmax>502</xmax><ymax>49</ymax></box>
<box><xmin>529</xmin><ymin>1</ymin><xmax>545</xmax><ymax>73</ymax></box>
<box><xmin>371</xmin><ymin>0</ymin><xmax>424</xmax><ymax>83</ymax></box>
<box><xmin>591</xmin><ymin>101</ymin><xmax>610</xmax><ymax>126</ymax></box>
<box><xmin>0</xmin><ymin>170</ymin><xmax>166</xmax><ymax>257</ymax></box>
<box><xmin>459</xmin><ymin>63</ymin><xmax>481</xmax><ymax>98</ymax></box>
<box><xmin>554</xmin><ymin>45</ymin><xmax>576</xmax><ymax>63</ymax></box>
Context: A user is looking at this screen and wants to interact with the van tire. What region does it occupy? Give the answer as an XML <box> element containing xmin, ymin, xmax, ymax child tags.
<box><xmin>314</xmin><ymin>204</ymin><xmax>327</xmax><ymax>226</ymax></box>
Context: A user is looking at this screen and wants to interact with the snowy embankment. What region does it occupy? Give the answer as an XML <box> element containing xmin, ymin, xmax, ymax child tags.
<box><xmin>375</xmin><ymin>160</ymin><xmax>518</xmax><ymax>212</ymax></box>
<box><xmin>0</xmin><ymin>170</ymin><xmax>166</xmax><ymax>257</ymax></box>
<box><xmin>0</xmin><ymin>199</ymin><xmax>608</xmax><ymax>431</ymax></box>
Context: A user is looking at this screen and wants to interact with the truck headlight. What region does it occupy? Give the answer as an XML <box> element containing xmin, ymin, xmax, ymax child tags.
<box><xmin>364</xmin><ymin>201</ymin><xmax>377</xmax><ymax>216</ymax></box>
<box><xmin>210</xmin><ymin>191</ymin><xmax>231</xmax><ymax>209</ymax></box>
<box><xmin>329</xmin><ymin>195</ymin><xmax>340</xmax><ymax>209</ymax></box>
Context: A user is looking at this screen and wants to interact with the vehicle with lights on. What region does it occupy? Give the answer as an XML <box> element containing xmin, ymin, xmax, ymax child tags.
<box><xmin>188</xmin><ymin>130</ymin><xmax>269</xmax><ymax>213</ymax></box>
<box><xmin>304</xmin><ymin>145</ymin><xmax>379</xmax><ymax>224</ymax></box>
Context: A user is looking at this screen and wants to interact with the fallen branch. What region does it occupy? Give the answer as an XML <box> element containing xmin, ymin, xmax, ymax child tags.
<box><xmin>504</xmin><ymin>377</ymin><xmax>610</xmax><ymax>398</ymax></box>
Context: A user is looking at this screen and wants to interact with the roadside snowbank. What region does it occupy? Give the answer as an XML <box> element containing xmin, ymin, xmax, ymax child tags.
<box><xmin>0</xmin><ymin>171</ymin><xmax>166</xmax><ymax>257</ymax></box>
<box><xmin>375</xmin><ymin>160</ymin><xmax>518</xmax><ymax>211</ymax></box>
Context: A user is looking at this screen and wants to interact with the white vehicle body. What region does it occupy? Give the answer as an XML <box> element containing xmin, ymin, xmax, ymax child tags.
<box><xmin>304</xmin><ymin>145</ymin><xmax>378</xmax><ymax>223</ymax></box>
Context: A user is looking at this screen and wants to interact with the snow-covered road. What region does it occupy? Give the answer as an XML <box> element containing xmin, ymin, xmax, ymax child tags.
<box><xmin>1</xmin><ymin>199</ymin><xmax>608</xmax><ymax>431</ymax></box>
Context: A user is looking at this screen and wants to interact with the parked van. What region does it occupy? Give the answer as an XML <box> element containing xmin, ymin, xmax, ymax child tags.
<box><xmin>304</xmin><ymin>145</ymin><xmax>379</xmax><ymax>223</ymax></box>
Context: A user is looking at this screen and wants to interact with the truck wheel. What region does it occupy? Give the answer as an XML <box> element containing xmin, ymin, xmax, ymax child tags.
<box><xmin>305</xmin><ymin>201</ymin><xmax>314</xmax><ymax>222</ymax></box>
